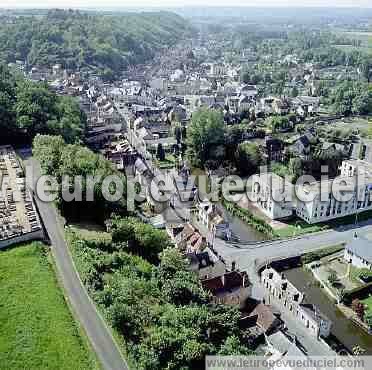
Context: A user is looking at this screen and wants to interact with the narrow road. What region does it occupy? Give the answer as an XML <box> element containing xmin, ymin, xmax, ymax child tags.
<box><xmin>26</xmin><ymin>158</ymin><xmax>128</xmax><ymax>370</ymax></box>
<box><xmin>213</xmin><ymin>219</ymin><xmax>372</xmax><ymax>270</ymax></box>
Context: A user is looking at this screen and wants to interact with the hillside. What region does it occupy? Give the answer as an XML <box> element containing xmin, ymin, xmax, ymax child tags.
<box><xmin>0</xmin><ymin>9</ymin><xmax>193</xmax><ymax>73</ymax></box>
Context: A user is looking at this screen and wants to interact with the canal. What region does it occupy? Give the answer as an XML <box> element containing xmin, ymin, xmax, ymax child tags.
<box><xmin>220</xmin><ymin>204</ymin><xmax>267</xmax><ymax>242</ymax></box>
<box><xmin>284</xmin><ymin>267</ymin><xmax>372</xmax><ymax>354</ymax></box>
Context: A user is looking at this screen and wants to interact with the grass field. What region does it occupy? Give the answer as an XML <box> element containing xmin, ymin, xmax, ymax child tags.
<box><xmin>0</xmin><ymin>242</ymin><xmax>100</xmax><ymax>370</ymax></box>
<box><xmin>361</xmin><ymin>296</ymin><xmax>372</xmax><ymax>313</ymax></box>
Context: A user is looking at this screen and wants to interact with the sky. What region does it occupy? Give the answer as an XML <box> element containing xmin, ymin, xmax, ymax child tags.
<box><xmin>2</xmin><ymin>0</ymin><xmax>372</xmax><ymax>9</ymax></box>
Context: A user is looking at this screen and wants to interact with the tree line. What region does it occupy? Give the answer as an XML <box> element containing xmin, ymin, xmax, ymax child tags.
<box><xmin>33</xmin><ymin>135</ymin><xmax>126</xmax><ymax>223</ymax></box>
<box><xmin>0</xmin><ymin>10</ymin><xmax>193</xmax><ymax>77</ymax></box>
<box><xmin>0</xmin><ymin>64</ymin><xmax>86</xmax><ymax>144</ymax></box>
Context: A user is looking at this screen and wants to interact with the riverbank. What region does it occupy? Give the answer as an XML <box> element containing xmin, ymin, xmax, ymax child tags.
<box><xmin>222</xmin><ymin>199</ymin><xmax>276</xmax><ymax>239</ymax></box>
<box><xmin>226</xmin><ymin>197</ymin><xmax>372</xmax><ymax>241</ymax></box>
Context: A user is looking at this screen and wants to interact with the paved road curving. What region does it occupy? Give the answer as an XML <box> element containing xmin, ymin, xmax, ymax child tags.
<box><xmin>27</xmin><ymin>158</ymin><xmax>129</xmax><ymax>370</ymax></box>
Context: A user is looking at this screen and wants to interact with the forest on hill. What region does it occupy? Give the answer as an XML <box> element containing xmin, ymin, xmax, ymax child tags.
<box><xmin>0</xmin><ymin>9</ymin><xmax>193</xmax><ymax>73</ymax></box>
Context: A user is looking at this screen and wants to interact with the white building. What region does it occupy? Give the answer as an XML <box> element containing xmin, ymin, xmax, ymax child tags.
<box><xmin>238</xmin><ymin>84</ymin><xmax>258</xmax><ymax>99</ymax></box>
<box><xmin>252</xmin><ymin>160</ymin><xmax>372</xmax><ymax>224</ymax></box>
<box><xmin>344</xmin><ymin>236</ymin><xmax>372</xmax><ymax>270</ymax></box>
<box><xmin>196</xmin><ymin>199</ymin><xmax>224</xmax><ymax>230</ymax></box>
<box><xmin>209</xmin><ymin>63</ymin><xmax>227</xmax><ymax>77</ymax></box>
<box><xmin>262</xmin><ymin>267</ymin><xmax>332</xmax><ymax>339</ymax></box>
<box><xmin>251</xmin><ymin>173</ymin><xmax>294</xmax><ymax>220</ymax></box>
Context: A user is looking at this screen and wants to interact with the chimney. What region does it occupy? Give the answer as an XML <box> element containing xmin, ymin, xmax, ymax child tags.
<box><xmin>221</xmin><ymin>273</ymin><xmax>226</xmax><ymax>287</ymax></box>
<box><xmin>231</xmin><ymin>261</ymin><xmax>236</xmax><ymax>271</ymax></box>
<box><xmin>242</xmin><ymin>272</ymin><xmax>249</xmax><ymax>287</ymax></box>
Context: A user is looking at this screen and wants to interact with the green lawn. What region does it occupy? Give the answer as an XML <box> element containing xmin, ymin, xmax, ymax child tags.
<box><xmin>276</xmin><ymin>220</ymin><xmax>328</xmax><ymax>239</ymax></box>
<box><xmin>361</xmin><ymin>296</ymin><xmax>372</xmax><ymax>313</ymax></box>
<box><xmin>155</xmin><ymin>154</ymin><xmax>177</xmax><ymax>169</ymax></box>
<box><xmin>277</xmin><ymin>209</ymin><xmax>372</xmax><ymax>239</ymax></box>
<box><xmin>0</xmin><ymin>242</ymin><xmax>100</xmax><ymax>370</ymax></box>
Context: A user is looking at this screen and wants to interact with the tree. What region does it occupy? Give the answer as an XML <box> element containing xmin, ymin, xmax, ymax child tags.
<box><xmin>158</xmin><ymin>247</ymin><xmax>188</xmax><ymax>279</ymax></box>
<box><xmin>360</xmin><ymin>58</ymin><xmax>371</xmax><ymax>83</ymax></box>
<box><xmin>241</xmin><ymin>71</ymin><xmax>250</xmax><ymax>84</ymax></box>
<box><xmin>351</xmin><ymin>299</ymin><xmax>365</xmax><ymax>321</ymax></box>
<box><xmin>187</xmin><ymin>108</ymin><xmax>225</xmax><ymax>167</ymax></box>
<box><xmin>156</xmin><ymin>143</ymin><xmax>165</xmax><ymax>161</ymax></box>
<box><xmin>33</xmin><ymin>135</ymin><xmax>126</xmax><ymax>223</ymax></box>
<box><xmin>364</xmin><ymin>311</ymin><xmax>372</xmax><ymax>328</ymax></box>
<box><xmin>267</xmin><ymin>116</ymin><xmax>291</xmax><ymax>133</ymax></box>
<box><xmin>0</xmin><ymin>10</ymin><xmax>192</xmax><ymax>74</ymax></box>
<box><xmin>327</xmin><ymin>269</ymin><xmax>339</xmax><ymax>287</ymax></box>
<box><xmin>291</xmin><ymin>86</ymin><xmax>299</xmax><ymax>98</ymax></box>
<box><xmin>352</xmin><ymin>345</ymin><xmax>366</xmax><ymax>356</ymax></box>
<box><xmin>218</xmin><ymin>336</ymin><xmax>253</xmax><ymax>355</ymax></box>
<box><xmin>289</xmin><ymin>157</ymin><xmax>303</xmax><ymax>181</ymax></box>
<box><xmin>352</xmin><ymin>90</ymin><xmax>372</xmax><ymax>115</ymax></box>
<box><xmin>110</xmin><ymin>217</ymin><xmax>171</xmax><ymax>263</ymax></box>
<box><xmin>235</xmin><ymin>142</ymin><xmax>263</xmax><ymax>176</ymax></box>
<box><xmin>174</xmin><ymin>124</ymin><xmax>182</xmax><ymax>144</ymax></box>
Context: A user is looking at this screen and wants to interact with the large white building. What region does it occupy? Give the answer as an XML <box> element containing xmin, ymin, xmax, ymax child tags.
<box><xmin>252</xmin><ymin>160</ymin><xmax>372</xmax><ymax>224</ymax></box>
<box><xmin>251</xmin><ymin>173</ymin><xmax>294</xmax><ymax>220</ymax></box>
<box><xmin>262</xmin><ymin>267</ymin><xmax>332</xmax><ymax>339</ymax></box>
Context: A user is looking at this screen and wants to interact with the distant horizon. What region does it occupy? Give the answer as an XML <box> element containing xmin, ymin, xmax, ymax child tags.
<box><xmin>2</xmin><ymin>2</ymin><xmax>372</xmax><ymax>10</ymax></box>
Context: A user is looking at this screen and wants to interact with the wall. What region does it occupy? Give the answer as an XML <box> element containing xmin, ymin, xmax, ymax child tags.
<box><xmin>0</xmin><ymin>229</ymin><xmax>45</xmax><ymax>249</ymax></box>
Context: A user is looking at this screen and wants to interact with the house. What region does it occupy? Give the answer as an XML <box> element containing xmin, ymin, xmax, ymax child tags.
<box><xmin>294</xmin><ymin>160</ymin><xmax>372</xmax><ymax>224</ymax></box>
<box><xmin>273</xmin><ymin>98</ymin><xmax>290</xmax><ymax>115</ymax></box>
<box><xmin>226</xmin><ymin>95</ymin><xmax>240</xmax><ymax>114</ymax></box>
<box><xmin>202</xmin><ymin>270</ymin><xmax>252</xmax><ymax>308</ymax></box>
<box><xmin>240</xmin><ymin>300</ymin><xmax>283</xmax><ymax>336</ymax></box>
<box><xmin>289</xmin><ymin>134</ymin><xmax>314</xmax><ymax>160</ymax></box>
<box><xmin>292</xmin><ymin>96</ymin><xmax>320</xmax><ymax>117</ymax></box>
<box><xmin>344</xmin><ymin>235</ymin><xmax>372</xmax><ymax>270</ymax></box>
<box><xmin>265</xmin><ymin>137</ymin><xmax>284</xmax><ymax>162</ymax></box>
<box><xmin>262</xmin><ymin>267</ymin><xmax>332</xmax><ymax>339</ymax></box>
<box><xmin>238</xmin><ymin>84</ymin><xmax>258</xmax><ymax>99</ymax></box>
<box><xmin>196</xmin><ymin>199</ymin><xmax>224</xmax><ymax>231</ymax></box>
<box><xmin>265</xmin><ymin>330</ymin><xmax>308</xmax><ymax>360</ymax></box>
<box><xmin>167</xmin><ymin>223</ymin><xmax>207</xmax><ymax>253</ymax></box>
<box><xmin>209</xmin><ymin>63</ymin><xmax>227</xmax><ymax>77</ymax></box>
<box><xmin>186</xmin><ymin>247</ymin><xmax>226</xmax><ymax>279</ymax></box>
<box><xmin>239</xmin><ymin>95</ymin><xmax>254</xmax><ymax>113</ymax></box>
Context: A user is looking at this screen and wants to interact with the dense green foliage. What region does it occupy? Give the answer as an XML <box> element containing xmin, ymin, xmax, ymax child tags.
<box><xmin>235</xmin><ymin>142</ymin><xmax>264</xmax><ymax>176</ymax></box>
<box><xmin>327</xmin><ymin>81</ymin><xmax>372</xmax><ymax>116</ymax></box>
<box><xmin>187</xmin><ymin>108</ymin><xmax>266</xmax><ymax>174</ymax></box>
<box><xmin>289</xmin><ymin>144</ymin><xmax>346</xmax><ymax>181</ymax></box>
<box><xmin>67</xmin><ymin>221</ymin><xmax>253</xmax><ymax>370</ymax></box>
<box><xmin>0</xmin><ymin>10</ymin><xmax>192</xmax><ymax>75</ymax></box>
<box><xmin>301</xmin><ymin>244</ymin><xmax>345</xmax><ymax>264</ymax></box>
<box><xmin>0</xmin><ymin>64</ymin><xmax>85</xmax><ymax>144</ymax></box>
<box><xmin>0</xmin><ymin>243</ymin><xmax>99</xmax><ymax>370</ymax></box>
<box><xmin>108</xmin><ymin>216</ymin><xmax>172</xmax><ymax>264</ymax></box>
<box><xmin>187</xmin><ymin>108</ymin><xmax>225</xmax><ymax>167</ymax></box>
<box><xmin>33</xmin><ymin>135</ymin><xmax>126</xmax><ymax>223</ymax></box>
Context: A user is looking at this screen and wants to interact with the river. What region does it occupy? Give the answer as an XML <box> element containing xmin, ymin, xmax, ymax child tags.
<box><xmin>284</xmin><ymin>267</ymin><xmax>372</xmax><ymax>354</ymax></box>
<box><xmin>220</xmin><ymin>204</ymin><xmax>267</xmax><ymax>242</ymax></box>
